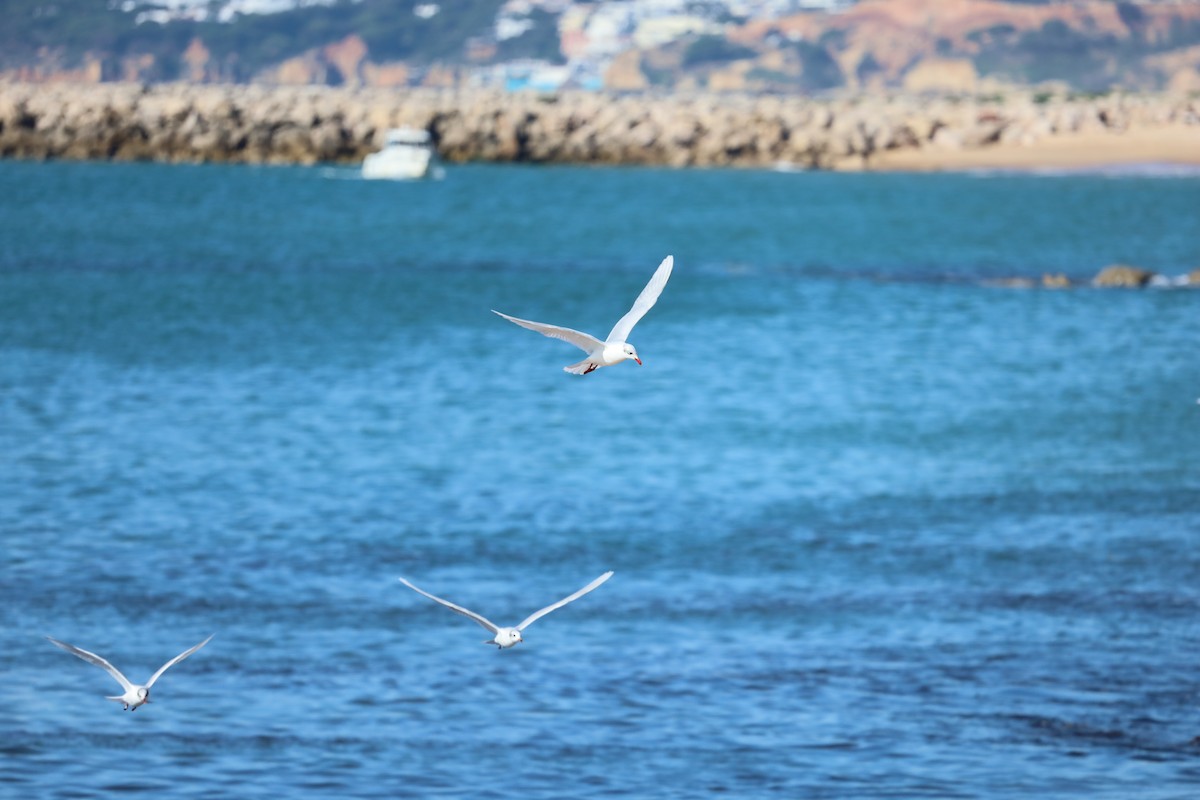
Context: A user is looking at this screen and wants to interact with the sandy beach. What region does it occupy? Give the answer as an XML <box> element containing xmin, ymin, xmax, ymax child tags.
<box><xmin>866</xmin><ymin>125</ymin><xmax>1200</xmax><ymax>172</ymax></box>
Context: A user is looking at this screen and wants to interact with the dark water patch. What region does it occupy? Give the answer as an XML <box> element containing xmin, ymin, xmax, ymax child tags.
<box><xmin>100</xmin><ymin>783</ymin><xmax>170</xmax><ymax>794</ymax></box>
<box><xmin>972</xmin><ymin>588</ymin><xmax>1200</xmax><ymax>616</ymax></box>
<box><xmin>1002</xmin><ymin>713</ymin><xmax>1200</xmax><ymax>763</ymax></box>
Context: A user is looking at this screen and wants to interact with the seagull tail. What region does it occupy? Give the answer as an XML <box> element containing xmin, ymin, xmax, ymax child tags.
<box><xmin>564</xmin><ymin>359</ymin><xmax>598</xmax><ymax>375</ymax></box>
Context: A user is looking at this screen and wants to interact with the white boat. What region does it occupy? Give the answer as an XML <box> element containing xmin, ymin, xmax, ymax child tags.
<box><xmin>362</xmin><ymin>127</ymin><xmax>437</xmax><ymax>180</ymax></box>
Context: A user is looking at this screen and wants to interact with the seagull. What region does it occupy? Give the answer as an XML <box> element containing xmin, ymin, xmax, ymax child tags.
<box><xmin>46</xmin><ymin>634</ymin><xmax>213</xmax><ymax>710</ymax></box>
<box><xmin>493</xmin><ymin>255</ymin><xmax>674</xmax><ymax>375</ymax></box>
<box><xmin>398</xmin><ymin>572</ymin><xmax>614</xmax><ymax>648</ymax></box>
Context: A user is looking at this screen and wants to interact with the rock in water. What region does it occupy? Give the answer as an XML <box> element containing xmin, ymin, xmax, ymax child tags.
<box><xmin>1092</xmin><ymin>264</ymin><xmax>1157</xmax><ymax>288</ymax></box>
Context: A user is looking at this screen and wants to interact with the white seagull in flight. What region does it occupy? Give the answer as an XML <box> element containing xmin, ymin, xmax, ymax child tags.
<box><xmin>493</xmin><ymin>255</ymin><xmax>673</xmax><ymax>374</ymax></box>
<box><xmin>46</xmin><ymin>634</ymin><xmax>213</xmax><ymax>710</ymax></box>
<box><xmin>398</xmin><ymin>572</ymin><xmax>614</xmax><ymax>648</ymax></box>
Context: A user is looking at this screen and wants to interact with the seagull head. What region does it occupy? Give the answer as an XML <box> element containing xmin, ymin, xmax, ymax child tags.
<box><xmin>497</xmin><ymin>629</ymin><xmax>523</xmax><ymax>648</ymax></box>
<box><xmin>138</xmin><ymin>687</ymin><xmax>150</xmax><ymax>703</ymax></box>
<box><xmin>622</xmin><ymin>344</ymin><xmax>641</xmax><ymax>365</ymax></box>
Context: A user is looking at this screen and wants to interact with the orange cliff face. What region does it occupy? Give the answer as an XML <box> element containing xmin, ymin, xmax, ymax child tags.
<box><xmin>183</xmin><ymin>38</ymin><xmax>212</xmax><ymax>84</ymax></box>
<box><xmin>323</xmin><ymin>35</ymin><xmax>368</xmax><ymax>86</ymax></box>
<box><xmin>730</xmin><ymin>0</ymin><xmax>1200</xmax><ymax>88</ymax></box>
<box><xmin>8</xmin><ymin>0</ymin><xmax>1200</xmax><ymax>90</ymax></box>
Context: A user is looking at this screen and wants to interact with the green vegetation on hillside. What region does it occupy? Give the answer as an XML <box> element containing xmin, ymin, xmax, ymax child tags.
<box><xmin>494</xmin><ymin>9</ymin><xmax>566</xmax><ymax>65</ymax></box>
<box><xmin>682</xmin><ymin>35</ymin><xmax>756</xmax><ymax>67</ymax></box>
<box><xmin>793</xmin><ymin>39</ymin><xmax>844</xmax><ymax>92</ymax></box>
<box><xmin>0</xmin><ymin>0</ymin><xmax>513</xmax><ymax>78</ymax></box>
<box><xmin>967</xmin><ymin>13</ymin><xmax>1200</xmax><ymax>90</ymax></box>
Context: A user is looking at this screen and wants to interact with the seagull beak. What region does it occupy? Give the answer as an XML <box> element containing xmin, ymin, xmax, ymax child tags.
<box><xmin>634</xmin><ymin>357</ymin><xmax>642</xmax><ymax>365</ymax></box>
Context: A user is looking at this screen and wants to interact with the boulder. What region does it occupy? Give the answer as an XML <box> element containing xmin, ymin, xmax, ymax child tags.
<box><xmin>1093</xmin><ymin>264</ymin><xmax>1157</xmax><ymax>288</ymax></box>
<box><xmin>985</xmin><ymin>277</ymin><xmax>1036</xmax><ymax>289</ymax></box>
<box><xmin>0</xmin><ymin>81</ymin><xmax>1196</xmax><ymax>170</ymax></box>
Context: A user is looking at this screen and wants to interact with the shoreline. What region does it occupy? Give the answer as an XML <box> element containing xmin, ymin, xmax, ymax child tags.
<box><xmin>1</xmin><ymin>82</ymin><xmax>1197</xmax><ymax>172</ymax></box>
<box><xmin>862</xmin><ymin>126</ymin><xmax>1200</xmax><ymax>173</ymax></box>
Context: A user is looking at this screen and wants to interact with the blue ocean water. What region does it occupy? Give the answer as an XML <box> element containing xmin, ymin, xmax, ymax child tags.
<box><xmin>1</xmin><ymin>159</ymin><xmax>1198</xmax><ymax>799</ymax></box>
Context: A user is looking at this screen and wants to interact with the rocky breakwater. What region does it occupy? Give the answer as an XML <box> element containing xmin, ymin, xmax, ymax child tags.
<box><xmin>1</xmin><ymin>81</ymin><xmax>1197</xmax><ymax>169</ymax></box>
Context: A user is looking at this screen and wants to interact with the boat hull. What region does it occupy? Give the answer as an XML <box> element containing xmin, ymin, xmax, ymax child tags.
<box><xmin>362</xmin><ymin>148</ymin><xmax>433</xmax><ymax>180</ymax></box>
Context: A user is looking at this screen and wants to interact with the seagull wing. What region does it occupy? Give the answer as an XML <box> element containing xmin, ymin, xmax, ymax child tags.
<box><xmin>605</xmin><ymin>255</ymin><xmax>673</xmax><ymax>344</ymax></box>
<box><xmin>492</xmin><ymin>310</ymin><xmax>603</xmax><ymax>354</ymax></box>
<box><xmin>399</xmin><ymin>577</ymin><xmax>500</xmax><ymax>634</ymax></box>
<box><xmin>516</xmin><ymin>571</ymin><xmax>614</xmax><ymax>631</ymax></box>
<box><xmin>46</xmin><ymin>636</ymin><xmax>134</xmax><ymax>693</ymax></box>
<box><xmin>146</xmin><ymin>634</ymin><xmax>213</xmax><ymax>688</ymax></box>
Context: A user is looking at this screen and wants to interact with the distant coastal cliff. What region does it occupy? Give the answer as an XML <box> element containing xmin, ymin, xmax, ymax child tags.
<box><xmin>1</xmin><ymin>82</ymin><xmax>1197</xmax><ymax>171</ymax></box>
